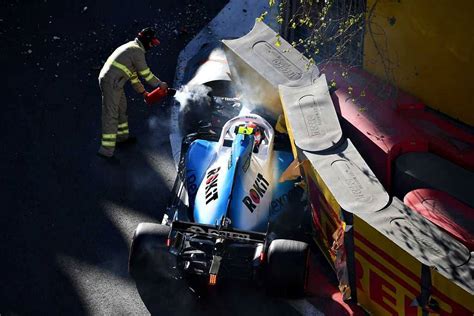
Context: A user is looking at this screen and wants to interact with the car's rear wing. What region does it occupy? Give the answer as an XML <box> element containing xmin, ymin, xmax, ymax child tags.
<box><xmin>171</xmin><ymin>220</ymin><xmax>266</xmax><ymax>243</ymax></box>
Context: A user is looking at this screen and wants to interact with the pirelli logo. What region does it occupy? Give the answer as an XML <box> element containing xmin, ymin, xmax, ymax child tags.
<box><xmin>354</xmin><ymin>228</ymin><xmax>471</xmax><ymax>316</ymax></box>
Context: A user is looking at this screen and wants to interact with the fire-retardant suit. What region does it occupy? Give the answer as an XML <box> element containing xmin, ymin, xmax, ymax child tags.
<box><xmin>97</xmin><ymin>27</ymin><xmax>167</xmax><ymax>159</ymax></box>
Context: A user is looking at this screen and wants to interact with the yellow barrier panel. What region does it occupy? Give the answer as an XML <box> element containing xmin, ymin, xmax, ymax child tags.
<box><xmin>355</xmin><ymin>199</ymin><xmax>473</xmax><ymax>315</ymax></box>
<box><xmin>430</xmin><ymin>269</ymin><xmax>474</xmax><ymax>316</ymax></box>
<box><xmin>354</xmin><ymin>215</ymin><xmax>423</xmax><ymax>315</ymax></box>
<box><xmin>364</xmin><ymin>0</ymin><xmax>474</xmax><ymax>126</ymax></box>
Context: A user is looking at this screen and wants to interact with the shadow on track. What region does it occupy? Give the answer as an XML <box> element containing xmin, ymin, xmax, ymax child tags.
<box><xmin>135</xmin><ymin>275</ymin><xmax>300</xmax><ymax>316</ymax></box>
<box><xmin>0</xmin><ymin>0</ymin><xmax>227</xmax><ymax>314</ymax></box>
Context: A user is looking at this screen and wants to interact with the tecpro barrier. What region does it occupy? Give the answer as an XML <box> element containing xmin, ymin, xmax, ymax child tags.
<box><xmin>323</xmin><ymin>63</ymin><xmax>428</xmax><ymax>190</ymax></box>
<box><xmin>398</xmin><ymin>107</ymin><xmax>474</xmax><ymax>171</ymax></box>
<box><xmin>393</xmin><ymin>152</ymin><xmax>474</xmax><ymax>208</ymax></box>
<box><xmin>222</xmin><ymin>21</ymin><xmax>319</xmax><ymax>117</ymax></box>
<box><xmin>355</xmin><ymin>197</ymin><xmax>473</xmax><ymax>315</ymax></box>
<box><xmin>301</xmin><ymin>139</ymin><xmax>389</xmax><ymax>299</ymax></box>
<box><xmin>279</xmin><ymin>75</ymin><xmax>343</xmax><ymax>156</ymax></box>
<box><xmin>223</xmin><ymin>22</ymin><xmax>473</xmax><ymax>314</ymax></box>
<box><xmin>404</xmin><ymin>189</ymin><xmax>474</xmax><ymax>250</ymax></box>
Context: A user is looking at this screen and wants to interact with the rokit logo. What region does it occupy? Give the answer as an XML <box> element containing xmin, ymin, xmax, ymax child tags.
<box><xmin>242</xmin><ymin>173</ymin><xmax>270</xmax><ymax>212</ymax></box>
<box><xmin>205</xmin><ymin>167</ymin><xmax>220</xmax><ymax>204</ymax></box>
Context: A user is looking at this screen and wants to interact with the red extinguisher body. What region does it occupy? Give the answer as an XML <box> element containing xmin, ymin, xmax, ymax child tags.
<box><xmin>144</xmin><ymin>87</ymin><xmax>176</xmax><ymax>105</ymax></box>
<box><xmin>145</xmin><ymin>86</ymin><xmax>169</xmax><ymax>104</ymax></box>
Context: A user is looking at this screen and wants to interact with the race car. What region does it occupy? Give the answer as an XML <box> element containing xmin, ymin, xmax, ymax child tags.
<box><xmin>129</xmin><ymin>113</ymin><xmax>311</xmax><ymax>296</ymax></box>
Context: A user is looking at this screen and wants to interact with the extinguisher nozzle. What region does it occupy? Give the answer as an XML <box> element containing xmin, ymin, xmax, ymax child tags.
<box><xmin>168</xmin><ymin>88</ymin><xmax>177</xmax><ymax>97</ymax></box>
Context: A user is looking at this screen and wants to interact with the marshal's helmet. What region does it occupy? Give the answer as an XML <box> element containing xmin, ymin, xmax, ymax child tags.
<box><xmin>137</xmin><ymin>27</ymin><xmax>160</xmax><ymax>51</ymax></box>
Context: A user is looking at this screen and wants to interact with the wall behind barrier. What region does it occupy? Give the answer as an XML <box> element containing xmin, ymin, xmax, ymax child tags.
<box><xmin>363</xmin><ymin>0</ymin><xmax>474</xmax><ymax>126</ymax></box>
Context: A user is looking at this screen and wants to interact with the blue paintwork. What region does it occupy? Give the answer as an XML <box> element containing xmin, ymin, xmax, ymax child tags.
<box><xmin>184</xmin><ymin>136</ymin><xmax>296</xmax><ymax>232</ymax></box>
<box><xmin>269</xmin><ymin>151</ymin><xmax>297</xmax><ymax>218</ymax></box>
<box><xmin>184</xmin><ymin>140</ymin><xmax>218</xmax><ymax>211</ymax></box>
<box><xmin>225</xmin><ymin>134</ymin><xmax>256</xmax><ymax>226</ymax></box>
<box><xmin>192</xmin><ymin>134</ymin><xmax>255</xmax><ymax>225</ymax></box>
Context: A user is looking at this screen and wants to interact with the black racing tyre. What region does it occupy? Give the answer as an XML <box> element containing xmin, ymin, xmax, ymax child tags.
<box><xmin>266</xmin><ymin>239</ymin><xmax>310</xmax><ymax>297</ymax></box>
<box><xmin>129</xmin><ymin>223</ymin><xmax>173</xmax><ymax>280</ymax></box>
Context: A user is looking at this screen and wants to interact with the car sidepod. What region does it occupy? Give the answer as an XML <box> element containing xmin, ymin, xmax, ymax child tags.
<box><xmin>184</xmin><ymin>139</ymin><xmax>218</xmax><ymax>215</ymax></box>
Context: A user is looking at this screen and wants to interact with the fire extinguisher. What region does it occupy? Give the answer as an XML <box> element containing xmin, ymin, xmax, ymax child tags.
<box><xmin>144</xmin><ymin>86</ymin><xmax>177</xmax><ymax>105</ymax></box>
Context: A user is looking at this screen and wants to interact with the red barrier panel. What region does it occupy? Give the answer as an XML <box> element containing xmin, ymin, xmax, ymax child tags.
<box><xmin>398</xmin><ymin>108</ymin><xmax>474</xmax><ymax>171</ymax></box>
<box><xmin>323</xmin><ymin>63</ymin><xmax>428</xmax><ymax>190</ymax></box>
<box><xmin>404</xmin><ymin>189</ymin><xmax>474</xmax><ymax>250</ymax></box>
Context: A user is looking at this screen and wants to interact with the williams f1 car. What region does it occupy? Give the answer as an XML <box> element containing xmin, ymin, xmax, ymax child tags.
<box><xmin>129</xmin><ymin>113</ymin><xmax>311</xmax><ymax>296</ymax></box>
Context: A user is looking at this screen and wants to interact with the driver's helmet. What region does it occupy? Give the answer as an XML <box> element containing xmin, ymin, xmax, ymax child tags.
<box><xmin>236</xmin><ymin>122</ymin><xmax>264</xmax><ymax>152</ymax></box>
<box><xmin>246</xmin><ymin>122</ymin><xmax>262</xmax><ymax>147</ymax></box>
<box><xmin>236</xmin><ymin>121</ymin><xmax>264</xmax><ymax>149</ymax></box>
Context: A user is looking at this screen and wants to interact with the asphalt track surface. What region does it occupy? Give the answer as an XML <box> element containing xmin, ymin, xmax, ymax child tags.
<box><xmin>2</xmin><ymin>0</ymin><xmax>214</xmax><ymax>314</ymax></box>
<box><xmin>0</xmin><ymin>1</ymin><xmax>307</xmax><ymax>315</ymax></box>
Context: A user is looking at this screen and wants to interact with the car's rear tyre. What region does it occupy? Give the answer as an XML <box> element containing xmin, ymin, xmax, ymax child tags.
<box><xmin>129</xmin><ymin>223</ymin><xmax>173</xmax><ymax>280</ymax></box>
<box><xmin>266</xmin><ymin>239</ymin><xmax>310</xmax><ymax>297</ymax></box>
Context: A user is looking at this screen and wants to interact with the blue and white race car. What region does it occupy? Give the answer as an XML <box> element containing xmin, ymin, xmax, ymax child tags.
<box><xmin>129</xmin><ymin>113</ymin><xmax>311</xmax><ymax>296</ymax></box>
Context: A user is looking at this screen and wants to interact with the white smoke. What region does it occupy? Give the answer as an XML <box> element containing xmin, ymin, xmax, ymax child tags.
<box><xmin>146</xmin><ymin>114</ymin><xmax>171</xmax><ymax>149</ymax></box>
<box><xmin>147</xmin><ymin>114</ymin><xmax>171</xmax><ymax>133</ymax></box>
<box><xmin>148</xmin><ymin>116</ymin><xmax>159</xmax><ymax>130</ymax></box>
<box><xmin>226</xmin><ymin>67</ymin><xmax>261</xmax><ymax>116</ymax></box>
<box><xmin>174</xmin><ymin>84</ymin><xmax>212</xmax><ymax>112</ymax></box>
